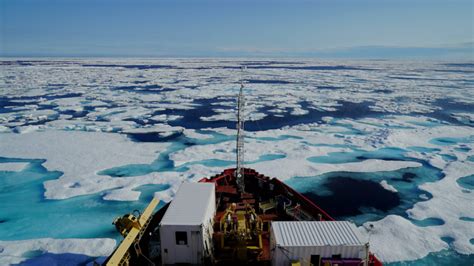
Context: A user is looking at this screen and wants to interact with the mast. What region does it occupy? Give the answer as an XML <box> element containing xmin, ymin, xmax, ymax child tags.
<box><xmin>236</xmin><ymin>66</ymin><xmax>246</xmax><ymax>192</ymax></box>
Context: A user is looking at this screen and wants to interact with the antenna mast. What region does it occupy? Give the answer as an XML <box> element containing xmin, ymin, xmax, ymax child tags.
<box><xmin>236</xmin><ymin>66</ymin><xmax>246</xmax><ymax>192</ymax></box>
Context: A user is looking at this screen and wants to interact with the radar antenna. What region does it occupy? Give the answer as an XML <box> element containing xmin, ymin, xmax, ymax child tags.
<box><xmin>236</xmin><ymin>66</ymin><xmax>246</xmax><ymax>192</ymax></box>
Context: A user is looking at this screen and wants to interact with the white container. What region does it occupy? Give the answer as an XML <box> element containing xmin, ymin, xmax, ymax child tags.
<box><xmin>271</xmin><ymin>221</ymin><xmax>367</xmax><ymax>266</ymax></box>
<box><xmin>159</xmin><ymin>182</ymin><xmax>216</xmax><ymax>265</ymax></box>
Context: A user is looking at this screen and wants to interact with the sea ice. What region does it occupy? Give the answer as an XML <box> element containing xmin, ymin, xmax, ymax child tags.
<box><xmin>379</xmin><ymin>180</ymin><xmax>398</xmax><ymax>193</ymax></box>
<box><xmin>1</xmin><ymin>58</ymin><xmax>473</xmax><ymax>265</ymax></box>
<box><xmin>0</xmin><ymin>238</ymin><xmax>115</xmax><ymax>265</ymax></box>
<box><xmin>361</xmin><ymin>215</ymin><xmax>448</xmax><ymax>262</ymax></box>
<box><xmin>0</xmin><ymin>130</ymin><xmax>169</xmax><ymax>199</ymax></box>
<box><xmin>407</xmin><ymin>160</ymin><xmax>474</xmax><ymax>256</ymax></box>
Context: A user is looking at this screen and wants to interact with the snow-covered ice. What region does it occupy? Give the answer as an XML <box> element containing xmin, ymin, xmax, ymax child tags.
<box><xmin>361</xmin><ymin>215</ymin><xmax>448</xmax><ymax>262</ymax></box>
<box><xmin>0</xmin><ymin>130</ymin><xmax>169</xmax><ymax>199</ymax></box>
<box><xmin>0</xmin><ymin>238</ymin><xmax>115</xmax><ymax>265</ymax></box>
<box><xmin>0</xmin><ymin>58</ymin><xmax>473</xmax><ymax>265</ymax></box>
<box><xmin>379</xmin><ymin>180</ymin><xmax>398</xmax><ymax>193</ymax></box>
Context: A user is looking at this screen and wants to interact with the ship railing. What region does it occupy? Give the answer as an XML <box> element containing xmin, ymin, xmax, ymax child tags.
<box><xmin>285</xmin><ymin>204</ymin><xmax>313</xmax><ymax>221</ymax></box>
<box><xmin>271</xmin><ymin>178</ymin><xmax>334</xmax><ymax>221</ymax></box>
<box><xmin>275</xmin><ymin>195</ymin><xmax>292</xmax><ymax>209</ymax></box>
<box><xmin>258</xmin><ymin>198</ymin><xmax>276</xmax><ymax>214</ymax></box>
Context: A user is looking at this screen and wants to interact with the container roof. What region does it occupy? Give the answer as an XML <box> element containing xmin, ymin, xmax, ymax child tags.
<box><xmin>272</xmin><ymin>221</ymin><xmax>365</xmax><ymax>247</ymax></box>
<box><xmin>160</xmin><ymin>182</ymin><xmax>215</xmax><ymax>226</ymax></box>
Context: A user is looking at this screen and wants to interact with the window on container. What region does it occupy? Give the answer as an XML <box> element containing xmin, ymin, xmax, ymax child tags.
<box><xmin>332</xmin><ymin>254</ymin><xmax>342</xmax><ymax>260</ymax></box>
<box><xmin>175</xmin><ymin>231</ymin><xmax>187</xmax><ymax>245</ymax></box>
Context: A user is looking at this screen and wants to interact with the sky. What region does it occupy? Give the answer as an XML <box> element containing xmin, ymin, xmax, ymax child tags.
<box><xmin>0</xmin><ymin>0</ymin><xmax>473</xmax><ymax>58</ymax></box>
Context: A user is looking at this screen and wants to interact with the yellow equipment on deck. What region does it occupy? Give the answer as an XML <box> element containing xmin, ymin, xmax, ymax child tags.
<box><xmin>217</xmin><ymin>204</ymin><xmax>264</xmax><ymax>261</ymax></box>
<box><xmin>106</xmin><ymin>198</ymin><xmax>159</xmax><ymax>266</ymax></box>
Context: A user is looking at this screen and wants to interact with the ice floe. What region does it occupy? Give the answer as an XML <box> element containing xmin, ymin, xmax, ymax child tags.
<box><xmin>407</xmin><ymin>160</ymin><xmax>474</xmax><ymax>256</ymax></box>
<box><xmin>0</xmin><ymin>238</ymin><xmax>115</xmax><ymax>265</ymax></box>
<box><xmin>0</xmin><ymin>130</ymin><xmax>169</xmax><ymax>199</ymax></box>
<box><xmin>361</xmin><ymin>215</ymin><xmax>448</xmax><ymax>262</ymax></box>
<box><xmin>380</xmin><ymin>180</ymin><xmax>398</xmax><ymax>193</ymax></box>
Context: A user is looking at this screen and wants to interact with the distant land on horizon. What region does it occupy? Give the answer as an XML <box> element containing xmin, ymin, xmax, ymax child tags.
<box><xmin>1</xmin><ymin>43</ymin><xmax>473</xmax><ymax>60</ymax></box>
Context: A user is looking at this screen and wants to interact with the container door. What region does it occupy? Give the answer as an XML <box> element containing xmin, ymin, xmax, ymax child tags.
<box><xmin>174</xmin><ymin>230</ymin><xmax>191</xmax><ymax>263</ymax></box>
<box><xmin>190</xmin><ymin>231</ymin><xmax>201</xmax><ymax>264</ymax></box>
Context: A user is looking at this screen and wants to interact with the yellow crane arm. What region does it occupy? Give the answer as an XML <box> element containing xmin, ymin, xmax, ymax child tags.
<box><xmin>140</xmin><ymin>197</ymin><xmax>159</xmax><ymax>225</ymax></box>
<box><xmin>106</xmin><ymin>198</ymin><xmax>160</xmax><ymax>266</ymax></box>
<box><xmin>107</xmin><ymin>227</ymin><xmax>140</xmax><ymax>266</ymax></box>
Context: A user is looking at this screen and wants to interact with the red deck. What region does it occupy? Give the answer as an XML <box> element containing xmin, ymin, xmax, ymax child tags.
<box><xmin>200</xmin><ymin>168</ymin><xmax>382</xmax><ymax>266</ymax></box>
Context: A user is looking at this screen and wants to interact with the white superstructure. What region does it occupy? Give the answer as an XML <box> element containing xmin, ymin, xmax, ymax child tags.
<box><xmin>271</xmin><ymin>221</ymin><xmax>368</xmax><ymax>266</ymax></box>
<box><xmin>159</xmin><ymin>182</ymin><xmax>216</xmax><ymax>265</ymax></box>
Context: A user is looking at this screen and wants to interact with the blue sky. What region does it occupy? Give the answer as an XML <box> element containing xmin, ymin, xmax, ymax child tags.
<box><xmin>0</xmin><ymin>0</ymin><xmax>473</xmax><ymax>58</ymax></box>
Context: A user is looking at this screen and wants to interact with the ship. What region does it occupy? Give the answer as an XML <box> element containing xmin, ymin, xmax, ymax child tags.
<box><xmin>102</xmin><ymin>69</ymin><xmax>383</xmax><ymax>266</ymax></box>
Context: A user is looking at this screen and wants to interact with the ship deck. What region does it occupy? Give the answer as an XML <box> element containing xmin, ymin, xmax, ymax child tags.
<box><xmin>104</xmin><ymin>168</ymin><xmax>383</xmax><ymax>266</ymax></box>
<box><xmin>200</xmin><ymin>168</ymin><xmax>334</xmax><ymax>264</ymax></box>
